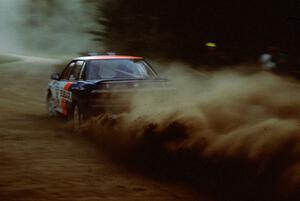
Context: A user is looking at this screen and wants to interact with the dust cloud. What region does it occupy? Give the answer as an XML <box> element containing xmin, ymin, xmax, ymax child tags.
<box><xmin>82</xmin><ymin>64</ymin><xmax>300</xmax><ymax>201</ymax></box>
<box><xmin>0</xmin><ymin>0</ymin><xmax>101</xmax><ymax>56</ymax></box>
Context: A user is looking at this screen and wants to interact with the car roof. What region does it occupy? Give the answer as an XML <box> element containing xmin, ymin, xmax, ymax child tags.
<box><xmin>74</xmin><ymin>55</ymin><xmax>144</xmax><ymax>61</ymax></box>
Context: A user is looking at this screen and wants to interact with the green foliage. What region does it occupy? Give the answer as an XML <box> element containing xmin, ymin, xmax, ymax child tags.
<box><xmin>92</xmin><ymin>0</ymin><xmax>205</xmax><ymax>62</ymax></box>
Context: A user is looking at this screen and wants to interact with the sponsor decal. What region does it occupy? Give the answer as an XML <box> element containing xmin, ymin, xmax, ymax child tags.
<box><xmin>61</xmin><ymin>82</ymin><xmax>73</xmax><ymax>115</ymax></box>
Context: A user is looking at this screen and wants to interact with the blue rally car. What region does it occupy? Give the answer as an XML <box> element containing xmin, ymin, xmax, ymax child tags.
<box><xmin>47</xmin><ymin>54</ymin><xmax>173</xmax><ymax>130</ymax></box>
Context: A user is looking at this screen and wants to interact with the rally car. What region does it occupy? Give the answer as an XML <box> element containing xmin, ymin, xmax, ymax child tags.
<box><xmin>47</xmin><ymin>53</ymin><xmax>173</xmax><ymax>130</ymax></box>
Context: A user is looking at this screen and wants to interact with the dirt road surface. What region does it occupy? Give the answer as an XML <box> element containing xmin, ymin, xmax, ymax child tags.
<box><xmin>0</xmin><ymin>56</ymin><xmax>210</xmax><ymax>201</ymax></box>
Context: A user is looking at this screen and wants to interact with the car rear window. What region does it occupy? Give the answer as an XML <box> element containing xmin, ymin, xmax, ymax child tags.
<box><xmin>85</xmin><ymin>59</ymin><xmax>157</xmax><ymax>80</ymax></box>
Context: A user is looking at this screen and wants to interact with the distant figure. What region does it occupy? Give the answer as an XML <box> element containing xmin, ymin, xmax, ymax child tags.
<box><xmin>204</xmin><ymin>41</ymin><xmax>218</xmax><ymax>66</ymax></box>
<box><xmin>260</xmin><ymin>53</ymin><xmax>276</xmax><ymax>70</ymax></box>
<box><xmin>260</xmin><ymin>47</ymin><xmax>279</xmax><ymax>70</ymax></box>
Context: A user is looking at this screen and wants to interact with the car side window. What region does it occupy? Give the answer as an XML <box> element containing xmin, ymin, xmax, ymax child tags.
<box><xmin>60</xmin><ymin>62</ymin><xmax>75</xmax><ymax>80</ymax></box>
<box><xmin>69</xmin><ymin>61</ymin><xmax>84</xmax><ymax>81</ymax></box>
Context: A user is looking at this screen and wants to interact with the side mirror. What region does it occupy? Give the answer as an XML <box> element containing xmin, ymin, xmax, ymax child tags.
<box><xmin>51</xmin><ymin>73</ymin><xmax>60</xmax><ymax>80</ymax></box>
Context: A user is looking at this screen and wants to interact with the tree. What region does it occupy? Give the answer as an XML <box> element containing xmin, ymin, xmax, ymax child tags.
<box><xmin>91</xmin><ymin>0</ymin><xmax>298</xmax><ymax>64</ymax></box>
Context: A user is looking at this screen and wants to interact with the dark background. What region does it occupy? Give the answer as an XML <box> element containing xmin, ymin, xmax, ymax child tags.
<box><xmin>90</xmin><ymin>0</ymin><xmax>300</xmax><ymax>65</ymax></box>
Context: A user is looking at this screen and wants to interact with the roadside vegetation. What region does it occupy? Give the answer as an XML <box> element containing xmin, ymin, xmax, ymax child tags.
<box><xmin>89</xmin><ymin>1</ymin><xmax>297</xmax><ymax>66</ymax></box>
<box><xmin>0</xmin><ymin>54</ymin><xmax>21</xmax><ymax>64</ymax></box>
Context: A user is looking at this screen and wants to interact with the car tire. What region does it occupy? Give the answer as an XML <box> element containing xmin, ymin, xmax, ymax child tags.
<box><xmin>47</xmin><ymin>94</ymin><xmax>58</xmax><ymax>117</ymax></box>
<box><xmin>72</xmin><ymin>105</ymin><xmax>83</xmax><ymax>132</ymax></box>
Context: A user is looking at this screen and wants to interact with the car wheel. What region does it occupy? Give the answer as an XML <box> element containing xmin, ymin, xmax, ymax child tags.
<box><xmin>73</xmin><ymin>105</ymin><xmax>83</xmax><ymax>132</ymax></box>
<box><xmin>47</xmin><ymin>95</ymin><xmax>57</xmax><ymax>117</ymax></box>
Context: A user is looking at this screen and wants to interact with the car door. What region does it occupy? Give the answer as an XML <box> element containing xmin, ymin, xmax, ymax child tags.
<box><xmin>48</xmin><ymin>61</ymin><xmax>73</xmax><ymax>115</ymax></box>
<box><xmin>57</xmin><ymin>60</ymin><xmax>85</xmax><ymax>115</ymax></box>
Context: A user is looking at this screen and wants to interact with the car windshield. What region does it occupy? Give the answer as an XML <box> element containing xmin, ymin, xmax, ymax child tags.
<box><xmin>85</xmin><ymin>59</ymin><xmax>157</xmax><ymax>80</ymax></box>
